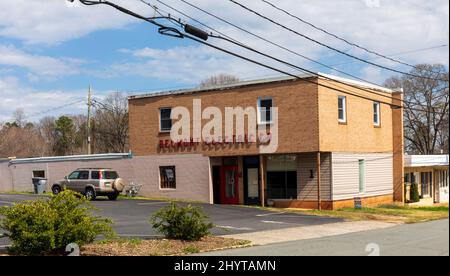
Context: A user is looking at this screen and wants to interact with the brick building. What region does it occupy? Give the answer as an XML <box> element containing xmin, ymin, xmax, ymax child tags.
<box><xmin>128</xmin><ymin>74</ymin><xmax>405</xmax><ymax>209</ymax></box>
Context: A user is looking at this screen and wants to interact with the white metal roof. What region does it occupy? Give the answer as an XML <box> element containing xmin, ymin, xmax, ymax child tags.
<box><xmin>404</xmin><ymin>155</ymin><xmax>449</xmax><ymax>168</ymax></box>
<box><xmin>128</xmin><ymin>72</ymin><xmax>395</xmax><ymax>100</ymax></box>
<box><xmin>8</xmin><ymin>153</ymin><xmax>132</xmax><ymax>165</ymax></box>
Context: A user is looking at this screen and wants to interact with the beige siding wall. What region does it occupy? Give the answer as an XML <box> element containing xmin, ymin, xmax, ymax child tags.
<box><xmin>332</xmin><ymin>153</ymin><xmax>393</xmax><ymax>201</ymax></box>
<box><xmin>297</xmin><ymin>153</ymin><xmax>332</xmax><ymax>201</ymax></box>
<box><xmin>129</xmin><ymin>155</ymin><xmax>211</xmax><ymax>202</ymax></box>
<box><xmin>0</xmin><ymin>161</ymin><xmax>12</xmax><ymax>192</ymax></box>
<box><xmin>2</xmin><ymin>155</ymin><xmax>211</xmax><ymax>203</ymax></box>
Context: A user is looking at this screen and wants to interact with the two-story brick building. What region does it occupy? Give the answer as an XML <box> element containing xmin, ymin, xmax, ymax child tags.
<box><xmin>128</xmin><ymin>73</ymin><xmax>404</xmax><ymax>210</ymax></box>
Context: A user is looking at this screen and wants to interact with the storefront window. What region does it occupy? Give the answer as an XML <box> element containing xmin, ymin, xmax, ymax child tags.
<box><xmin>266</xmin><ymin>155</ymin><xmax>297</xmax><ymax>199</ymax></box>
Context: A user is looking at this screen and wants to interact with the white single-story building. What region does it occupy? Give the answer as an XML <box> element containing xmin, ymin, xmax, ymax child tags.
<box><xmin>404</xmin><ymin>155</ymin><xmax>449</xmax><ymax>204</ymax></box>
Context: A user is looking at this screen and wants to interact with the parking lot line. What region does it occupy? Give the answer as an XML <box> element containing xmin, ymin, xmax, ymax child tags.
<box><xmin>216</xmin><ymin>225</ymin><xmax>255</xmax><ymax>231</ymax></box>
<box><xmin>261</xmin><ymin>220</ymin><xmax>288</xmax><ymax>224</ymax></box>
<box><xmin>256</xmin><ymin>212</ymin><xmax>287</xmax><ymax>217</ymax></box>
<box><xmin>137</xmin><ymin>202</ymin><xmax>170</xmax><ymax>206</ymax></box>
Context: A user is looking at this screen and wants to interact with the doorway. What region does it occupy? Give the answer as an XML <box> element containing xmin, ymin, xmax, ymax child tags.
<box><xmin>212</xmin><ymin>166</ymin><xmax>222</xmax><ymax>204</ymax></box>
<box><xmin>220</xmin><ymin>166</ymin><xmax>239</xmax><ymax>205</ymax></box>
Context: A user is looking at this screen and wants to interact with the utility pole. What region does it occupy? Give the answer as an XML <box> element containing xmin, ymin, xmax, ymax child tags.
<box><xmin>87</xmin><ymin>85</ymin><xmax>92</xmax><ymax>155</ymax></box>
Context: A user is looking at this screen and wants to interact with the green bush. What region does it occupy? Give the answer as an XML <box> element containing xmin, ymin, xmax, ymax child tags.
<box><xmin>0</xmin><ymin>190</ymin><xmax>114</xmax><ymax>255</ymax></box>
<box><xmin>410</xmin><ymin>182</ymin><xmax>420</xmax><ymax>203</ymax></box>
<box><xmin>150</xmin><ymin>203</ymin><xmax>214</xmax><ymax>241</ymax></box>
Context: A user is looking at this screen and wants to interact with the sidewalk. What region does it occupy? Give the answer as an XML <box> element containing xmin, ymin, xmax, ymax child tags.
<box><xmin>220</xmin><ymin>220</ymin><xmax>398</xmax><ymax>245</ymax></box>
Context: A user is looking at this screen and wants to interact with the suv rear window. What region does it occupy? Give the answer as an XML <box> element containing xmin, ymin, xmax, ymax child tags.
<box><xmin>102</xmin><ymin>171</ymin><xmax>118</xmax><ymax>180</ymax></box>
<box><xmin>91</xmin><ymin>171</ymin><xmax>101</xmax><ymax>180</ymax></box>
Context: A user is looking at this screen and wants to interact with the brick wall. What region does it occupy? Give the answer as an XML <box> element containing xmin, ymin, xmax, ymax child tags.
<box><xmin>129</xmin><ymin>79</ymin><xmax>320</xmax><ymax>157</ymax></box>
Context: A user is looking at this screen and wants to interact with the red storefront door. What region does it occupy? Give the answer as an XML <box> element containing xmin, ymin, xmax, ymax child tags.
<box><xmin>220</xmin><ymin>166</ymin><xmax>239</xmax><ymax>205</ymax></box>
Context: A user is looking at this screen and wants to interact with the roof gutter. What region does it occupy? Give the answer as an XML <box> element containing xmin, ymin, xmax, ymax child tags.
<box><xmin>8</xmin><ymin>153</ymin><xmax>132</xmax><ymax>165</ymax></box>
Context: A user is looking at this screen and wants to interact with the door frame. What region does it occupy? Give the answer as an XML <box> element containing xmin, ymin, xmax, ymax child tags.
<box><xmin>212</xmin><ymin>166</ymin><xmax>222</xmax><ymax>204</ymax></box>
<box><xmin>220</xmin><ymin>166</ymin><xmax>239</xmax><ymax>205</ymax></box>
<box><xmin>243</xmin><ymin>156</ymin><xmax>261</xmax><ymax>205</ymax></box>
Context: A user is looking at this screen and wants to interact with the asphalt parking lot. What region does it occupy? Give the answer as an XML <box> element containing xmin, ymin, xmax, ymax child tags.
<box><xmin>0</xmin><ymin>193</ymin><xmax>344</xmax><ymax>247</ymax></box>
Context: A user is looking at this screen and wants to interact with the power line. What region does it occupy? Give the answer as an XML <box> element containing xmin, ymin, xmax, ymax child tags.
<box><xmin>112</xmin><ymin>1</ymin><xmax>448</xmax><ymax>114</ymax></box>
<box><xmin>119</xmin><ymin>44</ymin><xmax>448</xmax><ymax>95</ymax></box>
<box><xmin>176</xmin><ymin>0</ymin><xmax>394</xmax><ymax>89</ymax></box>
<box><xmin>261</xmin><ymin>0</ymin><xmax>446</xmax><ymax>75</ymax></box>
<box><xmin>172</xmin><ymin>0</ymin><xmax>446</xmax><ymax>111</ymax></box>
<box><xmin>24</xmin><ymin>98</ymin><xmax>86</xmax><ymax>120</ymax></box>
<box><xmin>174</xmin><ymin>0</ymin><xmax>408</xmax><ymax>104</ymax></box>
<box><xmin>207</xmin><ymin>44</ymin><xmax>450</xmax><ymax>81</ymax></box>
<box><xmin>228</xmin><ymin>0</ymin><xmax>448</xmax><ymax>82</ymax></box>
<box><xmin>316</xmin><ymin>44</ymin><xmax>449</xmax><ymax>70</ymax></box>
<box><xmin>75</xmin><ymin>0</ymin><xmax>447</xmax><ymax>115</ymax></box>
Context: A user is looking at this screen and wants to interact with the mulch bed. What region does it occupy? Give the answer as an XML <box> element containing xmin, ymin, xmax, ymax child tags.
<box><xmin>81</xmin><ymin>236</ymin><xmax>251</xmax><ymax>256</ymax></box>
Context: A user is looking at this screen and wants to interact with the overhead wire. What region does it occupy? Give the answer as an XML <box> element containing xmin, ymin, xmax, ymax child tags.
<box><xmin>260</xmin><ymin>0</ymin><xmax>447</xmax><ymax>75</ymax></box>
<box><xmin>228</xmin><ymin>0</ymin><xmax>448</xmax><ymax>82</ymax></box>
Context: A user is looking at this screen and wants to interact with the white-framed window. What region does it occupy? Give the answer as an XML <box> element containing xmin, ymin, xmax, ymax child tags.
<box><xmin>257</xmin><ymin>97</ymin><xmax>273</xmax><ymax>125</ymax></box>
<box><xmin>159</xmin><ymin>108</ymin><xmax>172</xmax><ymax>132</ymax></box>
<box><xmin>373</xmin><ymin>102</ymin><xmax>381</xmax><ymax>126</ymax></box>
<box><xmin>32</xmin><ymin>170</ymin><xmax>45</xmax><ymax>178</ymax></box>
<box><xmin>338</xmin><ymin>96</ymin><xmax>347</xmax><ymax>123</ymax></box>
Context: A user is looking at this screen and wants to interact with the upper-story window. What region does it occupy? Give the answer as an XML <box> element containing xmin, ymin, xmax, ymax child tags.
<box><xmin>258</xmin><ymin>97</ymin><xmax>273</xmax><ymax>125</ymax></box>
<box><xmin>373</xmin><ymin>102</ymin><xmax>381</xmax><ymax>126</ymax></box>
<box><xmin>338</xmin><ymin>96</ymin><xmax>347</xmax><ymax>123</ymax></box>
<box><xmin>160</xmin><ymin>108</ymin><xmax>172</xmax><ymax>132</ymax></box>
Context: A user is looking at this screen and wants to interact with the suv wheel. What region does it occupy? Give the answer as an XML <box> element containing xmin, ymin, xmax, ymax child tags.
<box><xmin>107</xmin><ymin>192</ymin><xmax>120</xmax><ymax>201</ymax></box>
<box><xmin>52</xmin><ymin>185</ymin><xmax>61</xmax><ymax>195</ymax></box>
<box><xmin>85</xmin><ymin>187</ymin><xmax>96</xmax><ymax>201</ymax></box>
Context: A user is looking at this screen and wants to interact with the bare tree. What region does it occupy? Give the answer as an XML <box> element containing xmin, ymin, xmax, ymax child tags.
<box><xmin>385</xmin><ymin>64</ymin><xmax>449</xmax><ymax>154</ymax></box>
<box><xmin>38</xmin><ymin>116</ymin><xmax>57</xmax><ymax>156</ymax></box>
<box><xmin>0</xmin><ymin>122</ymin><xmax>46</xmax><ymax>158</ymax></box>
<box><xmin>12</xmin><ymin>108</ymin><xmax>26</xmax><ymax>127</ymax></box>
<box><xmin>71</xmin><ymin>114</ymin><xmax>88</xmax><ymax>155</ymax></box>
<box><xmin>93</xmin><ymin>92</ymin><xmax>129</xmax><ymax>153</ymax></box>
<box><xmin>199</xmin><ymin>74</ymin><xmax>240</xmax><ymax>88</ymax></box>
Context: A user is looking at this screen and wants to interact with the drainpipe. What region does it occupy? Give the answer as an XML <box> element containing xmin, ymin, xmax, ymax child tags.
<box><xmin>317</xmin><ymin>152</ymin><xmax>321</xmax><ymax>210</ymax></box>
<box><xmin>260</xmin><ymin>155</ymin><xmax>266</xmax><ymax>207</ymax></box>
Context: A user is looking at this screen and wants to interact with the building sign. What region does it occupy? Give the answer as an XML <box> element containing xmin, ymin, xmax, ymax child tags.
<box><xmin>159</xmin><ymin>133</ymin><xmax>272</xmax><ymax>149</ymax></box>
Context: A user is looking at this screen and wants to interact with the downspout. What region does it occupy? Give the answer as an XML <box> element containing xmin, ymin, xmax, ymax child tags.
<box><xmin>317</xmin><ymin>152</ymin><xmax>321</xmax><ymax>210</ymax></box>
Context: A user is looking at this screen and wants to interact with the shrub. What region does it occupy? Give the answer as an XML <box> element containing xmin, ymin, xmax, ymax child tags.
<box><xmin>410</xmin><ymin>183</ymin><xmax>420</xmax><ymax>203</ymax></box>
<box><xmin>150</xmin><ymin>203</ymin><xmax>214</xmax><ymax>241</ymax></box>
<box><xmin>0</xmin><ymin>190</ymin><xmax>114</xmax><ymax>255</ymax></box>
<box><xmin>0</xmin><ymin>200</ymin><xmax>57</xmax><ymax>255</ymax></box>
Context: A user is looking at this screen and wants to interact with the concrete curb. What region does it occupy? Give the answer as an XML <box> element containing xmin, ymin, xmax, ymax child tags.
<box><xmin>219</xmin><ymin>220</ymin><xmax>399</xmax><ymax>245</ymax></box>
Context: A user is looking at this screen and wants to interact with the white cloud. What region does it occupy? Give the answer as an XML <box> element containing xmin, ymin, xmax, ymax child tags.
<box><xmin>0</xmin><ymin>0</ymin><xmax>144</xmax><ymax>44</ymax></box>
<box><xmin>0</xmin><ymin>76</ymin><xmax>87</xmax><ymax>122</ymax></box>
<box><xmin>113</xmin><ymin>45</ymin><xmax>282</xmax><ymax>84</ymax></box>
<box><xmin>0</xmin><ymin>0</ymin><xmax>448</xmax><ymax>116</ymax></box>
<box><xmin>361</xmin><ymin>66</ymin><xmax>385</xmax><ymax>84</ymax></box>
<box><xmin>110</xmin><ymin>0</ymin><xmax>449</xmax><ymax>84</ymax></box>
<box><xmin>0</xmin><ymin>44</ymin><xmax>83</xmax><ymax>79</ymax></box>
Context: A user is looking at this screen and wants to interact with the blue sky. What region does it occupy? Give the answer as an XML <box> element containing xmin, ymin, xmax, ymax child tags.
<box><xmin>0</xmin><ymin>0</ymin><xmax>448</xmax><ymax>122</ymax></box>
